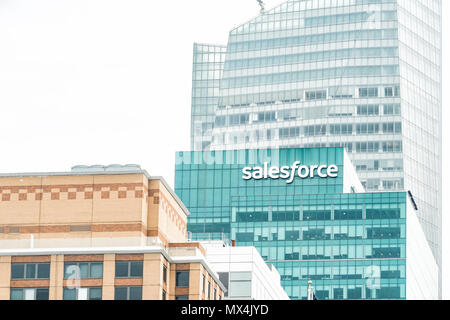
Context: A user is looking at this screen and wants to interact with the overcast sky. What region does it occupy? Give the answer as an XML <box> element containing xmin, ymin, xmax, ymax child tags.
<box><xmin>0</xmin><ymin>0</ymin><xmax>448</xmax><ymax>298</ymax></box>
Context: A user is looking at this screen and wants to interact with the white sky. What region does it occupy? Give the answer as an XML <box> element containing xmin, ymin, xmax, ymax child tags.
<box><xmin>0</xmin><ymin>0</ymin><xmax>448</xmax><ymax>298</ymax></box>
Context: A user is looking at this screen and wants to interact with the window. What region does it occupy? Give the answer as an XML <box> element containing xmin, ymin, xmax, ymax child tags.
<box><xmin>285</xmin><ymin>230</ymin><xmax>300</xmax><ymax>240</ymax></box>
<box><xmin>176</xmin><ymin>271</ymin><xmax>190</xmax><ymax>288</ymax></box>
<box><xmin>334</xmin><ymin>210</ymin><xmax>362</xmax><ymax>220</ymax></box>
<box><xmin>256</xmin><ymin>111</ymin><xmax>276</xmax><ymax>123</ymax></box>
<box><xmin>114</xmin><ymin>286</ymin><xmax>142</xmax><ymax>300</ymax></box>
<box><xmin>382</xmin><ymin>122</ymin><xmax>402</xmax><ymax>133</ymax></box>
<box><xmin>366</xmin><ymin>208</ymin><xmax>400</xmax><ymax>220</ymax></box>
<box><xmin>214</xmin><ymin>116</ymin><xmax>226</xmax><ymax>127</ymax></box>
<box><xmin>229</xmin><ymin>272</ymin><xmax>251</xmax><ymax>299</ymax></box>
<box><xmin>202</xmin><ymin>274</ymin><xmax>206</xmax><ymax>293</ymax></box>
<box><xmin>279</xmin><ymin>127</ymin><xmax>300</xmax><ymax>139</ymax></box>
<box><xmin>11</xmin><ymin>263</ymin><xmax>50</xmax><ymax>280</ymax></box>
<box><xmin>383</xmin><ymin>104</ymin><xmax>401</xmax><ymax>115</ymax></box>
<box><xmin>384</xmin><ymin>87</ymin><xmax>393</xmax><ymax>97</ymax></box>
<box><xmin>356</xmin><ymin>142</ymin><xmax>379</xmax><ymax>153</ymax></box>
<box><xmin>356</xmin><ymin>123</ymin><xmax>379</xmax><ymax>134</ymax></box>
<box><xmin>64</xmin><ymin>262</ymin><xmax>103</xmax><ymax>279</ymax></box>
<box><xmin>382</xmin><ymin>141</ymin><xmax>402</xmax><ymax>152</ymax></box>
<box><xmin>229</xmin><ymin>114</ymin><xmax>249</xmax><ymax>126</ymax></box>
<box><xmin>63</xmin><ymin>287</ymin><xmax>102</xmax><ymax>300</ymax></box>
<box><xmin>163</xmin><ymin>265</ymin><xmax>167</xmax><ymax>284</ymax></box>
<box><xmin>359</xmin><ymin>87</ymin><xmax>378</xmax><ymax>97</ymax></box>
<box><xmin>236</xmin><ymin>232</ymin><xmax>254</xmax><ymax>242</ymax></box>
<box><xmin>305</xmin><ymin>125</ymin><xmax>326</xmax><ymax>136</ymax></box>
<box><xmin>115</xmin><ymin>261</ymin><xmax>143</xmax><ymax>278</ymax></box>
<box><xmin>10</xmin><ymin>288</ymin><xmax>49</xmax><ymax>300</ymax></box>
<box><xmin>303</xmin><ymin>210</ymin><xmax>331</xmax><ymax>221</ymax></box>
<box><xmin>305</xmin><ymin>90</ymin><xmax>327</xmax><ymax>100</ymax></box>
<box><xmin>377</xmin><ymin>287</ymin><xmax>401</xmax><ymax>299</ymax></box>
<box><xmin>175</xmin><ymin>295</ymin><xmax>189</xmax><ymax>300</ymax></box>
<box><xmin>214</xmin><ymin>288</ymin><xmax>217</xmax><ymax>300</ymax></box>
<box><xmin>357</xmin><ymin>104</ymin><xmax>379</xmax><ymax>115</ymax></box>
<box><xmin>348</xmin><ymin>287</ymin><xmax>362</xmax><ymax>299</ymax></box>
<box><xmin>237</xmin><ymin>211</ymin><xmax>268</xmax><ymax>222</ymax></box>
<box><xmin>272</xmin><ymin>211</ymin><xmax>299</xmax><ymax>221</ymax></box>
<box><xmin>330</xmin><ymin>124</ymin><xmax>352</xmax><ymax>135</ymax></box>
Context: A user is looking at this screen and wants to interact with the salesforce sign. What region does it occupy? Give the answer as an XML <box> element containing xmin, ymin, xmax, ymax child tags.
<box><xmin>242</xmin><ymin>161</ymin><xmax>339</xmax><ymax>184</ymax></box>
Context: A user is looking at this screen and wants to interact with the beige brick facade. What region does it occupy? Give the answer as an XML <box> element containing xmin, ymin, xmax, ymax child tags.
<box><xmin>0</xmin><ymin>171</ymin><xmax>224</xmax><ymax>300</ymax></box>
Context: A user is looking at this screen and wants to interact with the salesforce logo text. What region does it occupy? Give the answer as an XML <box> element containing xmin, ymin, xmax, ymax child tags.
<box><xmin>242</xmin><ymin>161</ymin><xmax>338</xmax><ymax>184</ymax></box>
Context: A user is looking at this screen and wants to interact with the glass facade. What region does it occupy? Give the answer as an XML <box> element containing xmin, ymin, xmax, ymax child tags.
<box><xmin>231</xmin><ymin>192</ymin><xmax>406</xmax><ymax>300</ymax></box>
<box><xmin>175</xmin><ymin>148</ymin><xmax>346</xmax><ymax>236</ymax></box>
<box><xmin>174</xmin><ymin>147</ymin><xmax>437</xmax><ymax>299</ymax></box>
<box><xmin>189</xmin><ymin>0</ymin><xmax>441</xmax><ymax>292</ymax></box>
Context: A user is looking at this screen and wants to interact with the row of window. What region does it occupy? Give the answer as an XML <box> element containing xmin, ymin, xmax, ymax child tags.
<box><xmin>235</xmin><ymin>208</ymin><xmax>400</xmax><ymax>222</ymax></box>
<box><xmin>310</xmin><ymin>286</ymin><xmax>401</xmax><ymax>300</ymax></box>
<box><xmin>218</xmin><ymin>114</ymin><xmax>402</xmax><ymax>130</ymax></box>
<box><xmin>223</xmin><ymin>47</ymin><xmax>398</xmax><ymax>71</ymax></box>
<box><xmin>233</xmin><ymin>227</ymin><xmax>402</xmax><ymax>241</ymax></box>
<box><xmin>222</xmin><ymin>65</ymin><xmax>399</xmax><ymax>88</ymax></box>
<box><xmin>10</xmin><ymin>286</ymin><xmax>143</xmax><ymax>301</ymax></box>
<box><xmin>278</xmin><ymin>122</ymin><xmax>402</xmax><ymax>138</ymax></box>
<box><xmin>11</xmin><ymin>261</ymin><xmax>144</xmax><ymax>280</ymax></box>
<box><xmin>214</xmin><ymin>104</ymin><xmax>400</xmax><ymax>130</ymax></box>
<box><xmin>10</xmin><ymin>264</ymin><xmax>220</xmax><ymax>300</ymax></box>
<box><xmin>10</xmin><ymin>286</ymin><xmax>220</xmax><ymax>301</ymax></box>
<box><xmin>304</xmin><ymin>11</ymin><xmax>397</xmax><ymax>28</ymax></box>
<box><xmin>228</xmin><ymin>28</ymin><xmax>398</xmax><ymax>53</ymax></box>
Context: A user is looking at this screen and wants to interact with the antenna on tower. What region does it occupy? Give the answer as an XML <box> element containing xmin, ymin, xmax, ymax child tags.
<box><xmin>257</xmin><ymin>0</ymin><xmax>265</xmax><ymax>14</ymax></box>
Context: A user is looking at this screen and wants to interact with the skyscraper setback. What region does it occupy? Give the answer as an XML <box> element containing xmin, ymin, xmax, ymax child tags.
<box><xmin>190</xmin><ymin>0</ymin><xmax>442</xmax><ymax>291</ymax></box>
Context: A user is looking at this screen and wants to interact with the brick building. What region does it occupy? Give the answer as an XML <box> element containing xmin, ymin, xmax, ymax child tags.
<box><xmin>0</xmin><ymin>165</ymin><xmax>225</xmax><ymax>300</ymax></box>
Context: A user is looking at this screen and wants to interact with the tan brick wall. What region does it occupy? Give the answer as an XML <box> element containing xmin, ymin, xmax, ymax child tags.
<box><xmin>142</xmin><ymin>253</ymin><xmax>166</xmax><ymax>300</ymax></box>
<box><xmin>188</xmin><ymin>263</ymin><xmax>202</xmax><ymax>300</ymax></box>
<box><xmin>0</xmin><ymin>174</ymin><xmax>191</xmax><ymax>247</ymax></box>
<box><xmin>0</xmin><ymin>256</ymin><xmax>11</xmax><ymax>300</ymax></box>
<box><xmin>102</xmin><ymin>254</ymin><xmax>115</xmax><ymax>300</ymax></box>
<box><xmin>148</xmin><ymin>180</ymin><xmax>188</xmax><ymax>244</ymax></box>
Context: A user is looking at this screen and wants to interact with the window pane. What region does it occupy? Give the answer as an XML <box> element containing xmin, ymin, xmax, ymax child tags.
<box><xmin>36</xmin><ymin>288</ymin><xmax>49</xmax><ymax>300</ymax></box>
<box><xmin>163</xmin><ymin>266</ymin><xmax>167</xmax><ymax>283</ymax></box>
<box><xmin>11</xmin><ymin>264</ymin><xmax>25</xmax><ymax>279</ymax></box>
<box><xmin>10</xmin><ymin>288</ymin><xmax>23</xmax><ymax>300</ymax></box>
<box><xmin>64</xmin><ymin>263</ymin><xmax>77</xmax><ymax>279</ymax></box>
<box><xmin>114</xmin><ymin>287</ymin><xmax>128</xmax><ymax>300</ymax></box>
<box><xmin>89</xmin><ymin>288</ymin><xmax>102</xmax><ymax>300</ymax></box>
<box><xmin>229</xmin><ymin>281</ymin><xmax>251</xmax><ymax>297</ymax></box>
<box><xmin>130</xmin><ymin>261</ymin><xmax>143</xmax><ymax>277</ymax></box>
<box><xmin>26</xmin><ymin>264</ymin><xmax>36</xmax><ymax>279</ymax></box>
<box><xmin>176</xmin><ymin>271</ymin><xmax>190</xmax><ymax>288</ymax></box>
<box><xmin>24</xmin><ymin>288</ymin><xmax>35</xmax><ymax>300</ymax></box>
<box><xmin>175</xmin><ymin>295</ymin><xmax>189</xmax><ymax>300</ymax></box>
<box><xmin>78</xmin><ymin>288</ymin><xmax>88</xmax><ymax>300</ymax></box>
<box><xmin>129</xmin><ymin>287</ymin><xmax>142</xmax><ymax>300</ymax></box>
<box><xmin>37</xmin><ymin>264</ymin><xmax>50</xmax><ymax>279</ymax></box>
<box><xmin>63</xmin><ymin>288</ymin><xmax>77</xmax><ymax>300</ymax></box>
<box><xmin>90</xmin><ymin>263</ymin><xmax>103</xmax><ymax>279</ymax></box>
<box><xmin>115</xmin><ymin>262</ymin><xmax>129</xmax><ymax>278</ymax></box>
<box><xmin>79</xmin><ymin>263</ymin><xmax>89</xmax><ymax>278</ymax></box>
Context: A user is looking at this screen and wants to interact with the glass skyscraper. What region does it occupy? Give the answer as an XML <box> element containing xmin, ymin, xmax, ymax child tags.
<box><xmin>190</xmin><ymin>0</ymin><xmax>442</xmax><ymax>293</ymax></box>
<box><xmin>174</xmin><ymin>148</ymin><xmax>438</xmax><ymax>299</ymax></box>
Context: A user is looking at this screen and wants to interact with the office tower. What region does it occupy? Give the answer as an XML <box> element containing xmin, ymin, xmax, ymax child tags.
<box><xmin>189</xmin><ymin>0</ymin><xmax>442</xmax><ymax>292</ymax></box>
<box><xmin>175</xmin><ymin>147</ymin><xmax>438</xmax><ymax>299</ymax></box>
